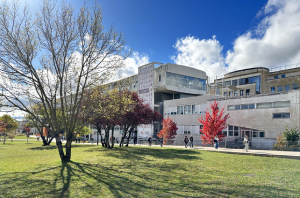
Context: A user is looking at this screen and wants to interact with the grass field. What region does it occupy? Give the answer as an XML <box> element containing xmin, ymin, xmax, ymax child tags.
<box><xmin>0</xmin><ymin>141</ymin><xmax>299</xmax><ymax>197</ymax></box>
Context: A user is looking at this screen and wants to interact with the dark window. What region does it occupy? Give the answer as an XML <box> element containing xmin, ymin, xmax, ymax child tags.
<box><xmin>259</xmin><ymin>132</ymin><xmax>265</xmax><ymax>138</ymax></box>
<box><xmin>285</xmin><ymin>85</ymin><xmax>290</xmax><ymax>91</ymax></box>
<box><xmin>229</xmin><ymin>126</ymin><xmax>233</xmax><ymax>130</ymax></box>
<box><xmin>274</xmin><ymin>76</ymin><xmax>278</xmax><ymax>79</ymax></box>
<box><xmin>273</xmin><ymin>113</ymin><xmax>290</xmax><ymax>119</ymax></box>
<box><xmin>293</xmin><ymin>84</ymin><xmax>297</xmax><ymax>90</ymax></box>
<box><xmin>229</xmin><ymin>131</ymin><xmax>233</xmax><ymax>136</ymax></box>
<box><xmin>246</xmin><ymin>89</ymin><xmax>250</xmax><ymax>95</ymax></box>
<box><xmin>253</xmin><ymin>132</ymin><xmax>258</xmax><ymax>137</ymax></box>
<box><xmin>241</xmin><ymin>104</ymin><xmax>249</xmax><ymax>109</ymax></box>
<box><xmin>222</xmin><ymin>131</ymin><xmax>227</xmax><ymax>136</ymax></box>
<box><xmin>278</xmin><ymin>86</ymin><xmax>282</xmax><ymax>92</ymax></box>
<box><xmin>224</xmin><ymin>92</ymin><xmax>228</xmax><ymax>97</ymax></box>
<box><xmin>159</xmin><ymin>75</ymin><xmax>161</xmax><ymax>82</ymax></box>
<box><xmin>234</xmin><ymin>131</ymin><xmax>239</xmax><ymax>136</ymax></box>
<box><xmin>234</xmin><ymin>91</ymin><xmax>238</xmax><ymax>96</ymax></box>
<box><xmin>229</xmin><ymin>91</ymin><xmax>233</xmax><ymax>97</ymax></box>
<box><xmin>240</xmin><ymin>90</ymin><xmax>244</xmax><ymax>96</ymax></box>
<box><xmin>248</xmin><ymin>104</ymin><xmax>255</xmax><ymax>109</ymax></box>
<box><xmin>281</xmin><ymin>74</ymin><xmax>285</xmax><ymax>78</ymax></box>
<box><xmin>271</xmin><ymin>87</ymin><xmax>275</xmax><ymax>93</ymax></box>
<box><xmin>235</xmin><ymin>105</ymin><xmax>240</xmax><ymax>110</ymax></box>
<box><xmin>232</xmin><ymin>80</ymin><xmax>238</xmax><ymax>86</ymax></box>
<box><xmin>234</xmin><ymin>126</ymin><xmax>238</xmax><ymax>130</ymax></box>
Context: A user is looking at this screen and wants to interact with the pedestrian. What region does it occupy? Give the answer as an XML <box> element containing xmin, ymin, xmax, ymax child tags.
<box><xmin>116</xmin><ymin>137</ymin><xmax>119</xmax><ymax>144</ymax></box>
<box><xmin>160</xmin><ymin>137</ymin><xmax>163</xmax><ymax>147</ymax></box>
<box><xmin>214</xmin><ymin>135</ymin><xmax>219</xmax><ymax>149</ymax></box>
<box><xmin>148</xmin><ymin>137</ymin><xmax>152</xmax><ymax>146</ymax></box>
<box><xmin>134</xmin><ymin>136</ymin><xmax>137</xmax><ymax>145</ymax></box>
<box><xmin>91</xmin><ymin>137</ymin><xmax>94</xmax><ymax>144</ymax></box>
<box><xmin>83</xmin><ymin>137</ymin><xmax>85</xmax><ymax>144</ymax></box>
<box><xmin>184</xmin><ymin>136</ymin><xmax>189</xmax><ymax>148</ymax></box>
<box><xmin>78</xmin><ymin>137</ymin><xmax>80</xmax><ymax>143</ymax></box>
<box><xmin>190</xmin><ymin>135</ymin><xmax>193</xmax><ymax>148</ymax></box>
<box><xmin>243</xmin><ymin>135</ymin><xmax>249</xmax><ymax>152</ymax></box>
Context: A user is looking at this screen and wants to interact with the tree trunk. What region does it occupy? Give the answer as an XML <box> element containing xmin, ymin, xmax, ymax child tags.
<box><xmin>65</xmin><ymin>140</ymin><xmax>72</xmax><ymax>162</ymax></box>
<box><xmin>111</xmin><ymin>126</ymin><xmax>115</xmax><ymax>148</ymax></box>
<box><xmin>56</xmin><ymin>137</ymin><xmax>67</xmax><ymax>162</ymax></box>
<box><xmin>126</xmin><ymin>127</ymin><xmax>134</xmax><ymax>147</ymax></box>
<box><xmin>3</xmin><ymin>135</ymin><xmax>6</xmax><ymax>144</ymax></box>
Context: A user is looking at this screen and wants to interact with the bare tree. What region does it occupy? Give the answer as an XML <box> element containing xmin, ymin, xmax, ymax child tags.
<box><xmin>0</xmin><ymin>0</ymin><xmax>130</xmax><ymax>162</ymax></box>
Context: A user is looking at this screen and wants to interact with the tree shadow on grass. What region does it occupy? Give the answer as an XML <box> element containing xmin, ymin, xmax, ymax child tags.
<box><xmin>28</xmin><ymin>144</ymin><xmax>97</xmax><ymax>150</ymax></box>
<box><xmin>0</xmin><ymin>161</ymin><xmax>298</xmax><ymax>198</ymax></box>
<box><xmin>85</xmin><ymin>146</ymin><xmax>201</xmax><ymax>161</ymax></box>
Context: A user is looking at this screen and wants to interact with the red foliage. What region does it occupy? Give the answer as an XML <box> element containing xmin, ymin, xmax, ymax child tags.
<box><xmin>0</xmin><ymin>121</ymin><xmax>7</xmax><ymax>135</ymax></box>
<box><xmin>198</xmin><ymin>100</ymin><xmax>229</xmax><ymax>145</ymax></box>
<box><xmin>23</xmin><ymin>125</ymin><xmax>31</xmax><ymax>135</ymax></box>
<box><xmin>157</xmin><ymin>116</ymin><xmax>178</xmax><ymax>145</ymax></box>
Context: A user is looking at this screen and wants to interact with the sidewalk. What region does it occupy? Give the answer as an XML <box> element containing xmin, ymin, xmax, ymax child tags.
<box><xmin>136</xmin><ymin>144</ymin><xmax>300</xmax><ymax>160</ymax></box>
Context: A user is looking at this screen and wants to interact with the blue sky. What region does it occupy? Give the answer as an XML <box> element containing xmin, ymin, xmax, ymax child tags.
<box><xmin>21</xmin><ymin>0</ymin><xmax>300</xmax><ymax>79</ymax></box>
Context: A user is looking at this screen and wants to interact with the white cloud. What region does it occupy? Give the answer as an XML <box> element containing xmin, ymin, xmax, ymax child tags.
<box><xmin>226</xmin><ymin>0</ymin><xmax>300</xmax><ymax>71</ymax></box>
<box><xmin>172</xmin><ymin>0</ymin><xmax>300</xmax><ymax>80</ymax></box>
<box><xmin>115</xmin><ymin>51</ymin><xmax>149</xmax><ymax>79</ymax></box>
<box><xmin>171</xmin><ymin>35</ymin><xmax>227</xmax><ymax>80</ymax></box>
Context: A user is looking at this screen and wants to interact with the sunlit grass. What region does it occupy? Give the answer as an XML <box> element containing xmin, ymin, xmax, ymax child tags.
<box><xmin>0</xmin><ymin>141</ymin><xmax>299</xmax><ymax>197</ymax></box>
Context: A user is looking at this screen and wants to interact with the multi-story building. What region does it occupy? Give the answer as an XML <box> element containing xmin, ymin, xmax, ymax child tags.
<box><xmin>164</xmin><ymin>64</ymin><xmax>300</xmax><ymax>148</ymax></box>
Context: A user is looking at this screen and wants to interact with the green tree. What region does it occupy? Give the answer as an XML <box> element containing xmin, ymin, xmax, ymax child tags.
<box><xmin>0</xmin><ymin>1</ymin><xmax>129</xmax><ymax>162</ymax></box>
<box><xmin>0</xmin><ymin>115</ymin><xmax>19</xmax><ymax>144</ymax></box>
<box><xmin>283</xmin><ymin>126</ymin><xmax>299</xmax><ymax>142</ymax></box>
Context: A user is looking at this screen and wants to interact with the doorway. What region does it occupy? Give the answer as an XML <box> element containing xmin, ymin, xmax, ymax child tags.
<box><xmin>241</xmin><ymin>130</ymin><xmax>252</xmax><ymax>140</ymax></box>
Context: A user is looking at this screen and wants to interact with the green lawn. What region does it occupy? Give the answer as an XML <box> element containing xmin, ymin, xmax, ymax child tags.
<box><xmin>12</xmin><ymin>135</ymin><xmax>37</xmax><ymax>139</ymax></box>
<box><xmin>0</xmin><ymin>142</ymin><xmax>299</xmax><ymax>197</ymax></box>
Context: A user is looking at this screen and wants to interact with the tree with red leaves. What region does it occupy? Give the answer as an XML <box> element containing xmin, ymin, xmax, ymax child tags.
<box><xmin>157</xmin><ymin>116</ymin><xmax>178</xmax><ymax>145</ymax></box>
<box><xmin>198</xmin><ymin>100</ymin><xmax>229</xmax><ymax>146</ymax></box>
<box><xmin>119</xmin><ymin>91</ymin><xmax>162</xmax><ymax>147</ymax></box>
<box><xmin>0</xmin><ymin>121</ymin><xmax>7</xmax><ymax>144</ymax></box>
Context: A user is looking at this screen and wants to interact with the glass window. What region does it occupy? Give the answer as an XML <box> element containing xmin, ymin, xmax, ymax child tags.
<box><xmin>273</xmin><ymin>101</ymin><xmax>290</xmax><ymax>107</ymax></box>
<box><xmin>224</xmin><ymin>81</ymin><xmax>231</xmax><ymax>86</ymax></box>
<box><xmin>229</xmin><ymin>91</ymin><xmax>233</xmax><ymax>97</ymax></box>
<box><xmin>240</xmin><ymin>90</ymin><xmax>244</xmax><ymax>96</ymax></box>
<box><xmin>228</xmin><ymin>105</ymin><xmax>235</xmax><ymax>110</ymax></box>
<box><xmin>271</xmin><ymin>87</ymin><xmax>275</xmax><ymax>93</ymax></box>
<box><xmin>192</xmin><ymin>105</ymin><xmax>195</xmax><ymax>114</ymax></box>
<box><xmin>253</xmin><ymin>132</ymin><xmax>258</xmax><ymax>137</ymax></box>
<box><xmin>273</xmin><ymin>113</ymin><xmax>290</xmax><ymax>119</ymax></box>
<box><xmin>228</xmin><ymin>125</ymin><xmax>238</xmax><ymax>136</ymax></box>
<box><xmin>235</xmin><ymin>105</ymin><xmax>240</xmax><ymax>110</ymax></box>
<box><xmin>234</xmin><ymin>131</ymin><xmax>239</xmax><ymax>136</ymax></box>
<box><xmin>229</xmin><ymin>126</ymin><xmax>233</xmax><ymax>130</ymax></box>
<box><xmin>159</xmin><ymin>75</ymin><xmax>161</xmax><ymax>82</ymax></box>
<box><xmin>177</xmin><ymin>106</ymin><xmax>183</xmax><ymax>115</ymax></box>
<box><xmin>246</xmin><ymin>89</ymin><xmax>250</xmax><ymax>96</ymax></box>
<box><xmin>234</xmin><ymin>91</ymin><xmax>238</xmax><ymax>96</ymax></box>
<box><xmin>234</xmin><ymin>126</ymin><xmax>238</xmax><ymax>130</ymax></box>
<box><xmin>281</xmin><ymin>74</ymin><xmax>285</xmax><ymax>78</ymax></box>
<box><xmin>257</xmin><ymin>103</ymin><xmax>272</xmax><ymax>108</ymax></box>
<box><xmin>184</xmin><ymin>105</ymin><xmax>191</xmax><ymax>114</ymax></box>
<box><xmin>232</xmin><ymin>80</ymin><xmax>238</xmax><ymax>86</ymax></box>
<box><xmin>293</xmin><ymin>84</ymin><xmax>297</xmax><ymax>90</ymax></box>
<box><xmin>241</xmin><ymin>104</ymin><xmax>249</xmax><ymax>109</ymax></box>
<box><xmin>229</xmin><ymin>131</ymin><xmax>233</xmax><ymax>136</ymax></box>
<box><xmin>224</xmin><ymin>92</ymin><xmax>228</xmax><ymax>97</ymax></box>
<box><xmin>259</xmin><ymin>132</ymin><xmax>265</xmax><ymax>138</ymax></box>
<box><xmin>285</xmin><ymin>85</ymin><xmax>290</xmax><ymax>91</ymax></box>
<box><xmin>274</xmin><ymin>76</ymin><xmax>278</xmax><ymax>79</ymax></box>
<box><xmin>278</xmin><ymin>86</ymin><xmax>282</xmax><ymax>92</ymax></box>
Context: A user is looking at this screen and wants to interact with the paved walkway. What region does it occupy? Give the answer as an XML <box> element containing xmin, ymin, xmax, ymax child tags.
<box><xmin>136</xmin><ymin>144</ymin><xmax>300</xmax><ymax>160</ymax></box>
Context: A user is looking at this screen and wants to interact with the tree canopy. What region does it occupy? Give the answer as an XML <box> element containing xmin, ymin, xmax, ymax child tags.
<box><xmin>0</xmin><ymin>0</ymin><xmax>130</xmax><ymax>162</ymax></box>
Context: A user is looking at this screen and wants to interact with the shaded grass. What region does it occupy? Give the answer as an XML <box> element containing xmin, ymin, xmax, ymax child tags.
<box><xmin>0</xmin><ymin>141</ymin><xmax>300</xmax><ymax>197</ymax></box>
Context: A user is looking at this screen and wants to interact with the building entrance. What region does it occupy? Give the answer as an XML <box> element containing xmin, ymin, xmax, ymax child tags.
<box><xmin>241</xmin><ymin>130</ymin><xmax>252</xmax><ymax>140</ymax></box>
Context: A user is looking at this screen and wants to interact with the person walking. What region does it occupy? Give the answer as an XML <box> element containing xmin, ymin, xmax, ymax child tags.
<box><xmin>148</xmin><ymin>137</ymin><xmax>152</xmax><ymax>146</ymax></box>
<box><xmin>184</xmin><ymin>136</ymin><xmax>189</xmax><ymax>148</ymax></box>
<box><xmin>214</xmin><ymin>135</ymin><xmax>219</xmax><ymax>149</ymax></box>
<box><xmin>190</xmin><ymin>135</ymin><xmax>194</xmax><ymax>148</ymax></box>
<box><xmin>243</xmin><ymin>135</ymin><xmax>249</xmax><ymax>152</ymax></box>
<box><xmin>91</xmin><ymin>137</ymin><xmax>94</xmax><ymax>144</ymax></box>
<box><xmin>116</xmin><ymin>137</ymin><xmax>119</xmax><ymax>144</ymax></box>
<box><xmin>160</xmin><ymin>137</ymin><xmax>163</xmax><ymax>147</ymax></box>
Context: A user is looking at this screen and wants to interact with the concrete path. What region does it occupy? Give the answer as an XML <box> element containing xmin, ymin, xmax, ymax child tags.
<box><xmin>138</xmin><ymin>144</ymin><xmax>300</xmax><ymax>160</ymax></box>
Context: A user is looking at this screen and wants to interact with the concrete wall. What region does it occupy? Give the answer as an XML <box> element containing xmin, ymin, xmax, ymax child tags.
<box><xmin>163</xmin><ymin>90</ymin><xmax>299</xmax><ymax>144</ymax></box>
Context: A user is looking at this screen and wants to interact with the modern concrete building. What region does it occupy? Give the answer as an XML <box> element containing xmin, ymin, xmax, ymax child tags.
<box><xmin>164</xmin><ymin>64</ymin><xmax>300</xmax><ymax>149</ymax></box>
<box><xmin>90</xmin><ymin>62</ymin><xmax>208</xmax><ymax>141</ymax></box>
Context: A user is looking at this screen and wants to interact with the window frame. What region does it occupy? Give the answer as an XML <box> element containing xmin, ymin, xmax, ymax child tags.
<box><xmin>272</xmin><ymin>113</ymin><xmax>291</xmax><ymax>119</ymax></box>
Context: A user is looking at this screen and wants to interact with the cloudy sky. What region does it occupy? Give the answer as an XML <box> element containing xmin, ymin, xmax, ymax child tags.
<box><xmin>5</xmin><ymin>0</ymin><xmax>300</xmax><ymax>118</ymax></box>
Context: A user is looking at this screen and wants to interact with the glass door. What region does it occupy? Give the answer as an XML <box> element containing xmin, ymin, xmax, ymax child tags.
<box><xmin>241</xmin><ymin>130</ymin><xmax>251</xmax><ymax>139</ymax></box>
